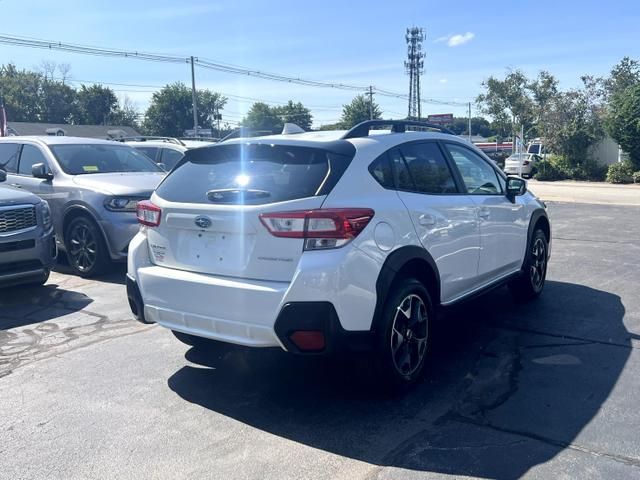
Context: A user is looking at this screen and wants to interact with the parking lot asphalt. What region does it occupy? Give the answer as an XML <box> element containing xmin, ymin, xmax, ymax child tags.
<box><xmin>1</xmin><ymin>202</ymin><xmax>639</xmax><ymax>480</ymax></box>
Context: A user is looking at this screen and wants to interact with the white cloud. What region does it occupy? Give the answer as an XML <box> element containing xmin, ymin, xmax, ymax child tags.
<box><xmin>447</xmin><ymin>32</ymin><xmax>475</xmax><ymax>47</ymax></box>
<box><xmin>439</xmin><ymin>78</ymin><xmax>448</xmax><ymax>84</ymax></box>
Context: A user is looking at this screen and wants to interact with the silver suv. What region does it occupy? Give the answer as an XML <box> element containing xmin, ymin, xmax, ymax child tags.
<box><xmin>0</xmin><ymin>169</ymin><xmax>56</xmax><ymax>287</ymax></box>
<box><xmin>0</xmin><ymin>137</ymin><xmax>165</xmax><ymax>276</ymax></box>
<box><xmin>122</xmin><ymin>137</ymin><xmax>216</xmax><ymax>171</ymax></box>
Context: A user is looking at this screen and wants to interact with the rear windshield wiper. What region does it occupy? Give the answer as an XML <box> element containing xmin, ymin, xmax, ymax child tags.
<box><xmin>206</xmin><ymin>188</ymin><xmax>271</xmax><ymax>203</ymax></box>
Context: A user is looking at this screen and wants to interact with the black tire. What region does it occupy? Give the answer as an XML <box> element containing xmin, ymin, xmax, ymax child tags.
<box><xmin>64</xmin><ymin>216</ymin><xmax>110</xmax><ymax>277</ymax></box>
<box><xmin>509</xmin><ymin>228</ymin><xmax>548</xmax><ymax>302</ymax></box>
<box><xmin>374</xmin><ymin>277</ymin><xmax>433</xmax><ymax>391</ymax></box>
<box><xmin>24</xmin><ymin>269</ymin><xmax>50</xmax><ymax>287</ymax></box>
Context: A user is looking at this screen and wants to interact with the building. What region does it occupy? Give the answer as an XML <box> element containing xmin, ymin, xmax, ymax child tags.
<box><xmin>6</xmin><ymin>122</ymin><xmax>140</xmax><ymax>139</ymax></box>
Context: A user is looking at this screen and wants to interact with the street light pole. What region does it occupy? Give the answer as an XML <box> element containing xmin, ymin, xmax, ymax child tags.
<box><xmin>468</xmin><ymin>102</ymin><xmax>472</xmax><ymax>142</ymax></box>
<box><xmin>190</xmin><ymin>56</ymin><xmax>199</xmax><ymax>137</ymax></box>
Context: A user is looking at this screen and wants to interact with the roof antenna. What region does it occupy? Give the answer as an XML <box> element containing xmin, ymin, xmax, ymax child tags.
<box><xmin>282</xmin><ymin>123</ymin><xmax>305</xmax><ymax>135</ymax></box>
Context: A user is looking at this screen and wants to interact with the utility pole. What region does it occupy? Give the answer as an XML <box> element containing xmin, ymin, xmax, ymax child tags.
<box><xmin>405</xmin><ymin>27</ymin><xmax>425</xmax><ymax>120</ymax></box>
<box><xmin>468</xmin><ymin>102</ymin><xmax>472</xmax><ymax>142</ymax></box>
<box><xmin>367</xmin><ymin>86</ymin><xmax>374</xmax><ymax>120</ymax></box>
<box><xmin>190</xmin><ymin>56</ymin><xmax>199</xmax><ymax>137</ymax></box>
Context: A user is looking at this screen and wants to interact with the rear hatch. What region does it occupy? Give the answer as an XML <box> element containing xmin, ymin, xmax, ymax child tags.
<box><xmin>146</xmin><ymin>142</ymin><xmax>353</xmax><ymax>282</ymax></box>
<box><xmin>505</xmin><ymin>154</ymin><xmax>528</xmax><ymax>169</ymax></box>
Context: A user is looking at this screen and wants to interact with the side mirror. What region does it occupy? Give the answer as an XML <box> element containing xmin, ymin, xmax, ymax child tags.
<box><xmin>32</xmin><ymin>163</ymin><xmax>54</xmax><ymax>180</ymax></box>
<box><xmin>506</xmin><ymin>177</ymin><xmax>527</xmax><ymax>200</ymax></box>
<box><xmin>0</xmin><ymin>169</ymin><xmax>6</xmax><ymax>183</ymax></box>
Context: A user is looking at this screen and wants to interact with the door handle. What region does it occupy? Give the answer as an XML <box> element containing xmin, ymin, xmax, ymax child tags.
<box><xmin>10</xmin><ymin>183</ymin><xmax>23</xmax><ymax>189</ymax></box>
<box><xmin>478</xmin><ymin>207</ymin><xmax>490</xmax><ymax>220</ymax></box>
<box><xmin>418</xmin><ymin>214</ymin><xmax>436</xmax><ymax>227</ymax></box>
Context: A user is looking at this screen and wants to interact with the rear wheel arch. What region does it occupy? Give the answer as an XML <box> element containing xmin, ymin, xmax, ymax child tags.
<box><xmin>371</xmin><ymin>246</ymin><xmax>441</xmax><ymax>334</ymax></box>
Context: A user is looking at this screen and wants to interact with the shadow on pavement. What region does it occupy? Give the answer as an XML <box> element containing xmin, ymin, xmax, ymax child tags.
<box><xmin>53</xmin><ymin>252</ymin><xmax>127</xmax><ymax>285</ymax></box>
<box><xmin>168</xmin><ymin>281</ymin><xmax>630</xmax><ymax>477</ymax></box>
<box><xmin>0</xmin><ymin>283</ymin><xmax>93</xmax><ymax>330</ymax></box>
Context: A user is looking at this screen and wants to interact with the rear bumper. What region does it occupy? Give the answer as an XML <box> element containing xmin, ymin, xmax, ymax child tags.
<box><xmin>135</xmin><ymin>265</ymin><xmax>287</xmax><ymax>347</ymax></box>
<box><xmin>127</xmin><ymin>231</ymin><xmax>382</xmax><ymax>352</ymax></box>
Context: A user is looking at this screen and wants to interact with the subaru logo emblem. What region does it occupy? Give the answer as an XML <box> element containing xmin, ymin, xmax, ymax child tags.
<box><xmin>194</xmin><ymin>216</ymin><xmax>212</xmax><ymax>229</ymax></box>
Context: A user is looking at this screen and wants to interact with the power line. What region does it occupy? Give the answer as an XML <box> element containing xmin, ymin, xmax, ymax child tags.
<box><xmin>0</xmin><ymin>33</ymin><xmax>471</xmax><ymax>108</ymax></box>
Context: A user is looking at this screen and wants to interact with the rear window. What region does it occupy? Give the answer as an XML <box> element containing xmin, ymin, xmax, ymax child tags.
<box><xmin>156</xmin><ymin>143</ymin><xmax>353</xmax><ymax>205</ymax></box>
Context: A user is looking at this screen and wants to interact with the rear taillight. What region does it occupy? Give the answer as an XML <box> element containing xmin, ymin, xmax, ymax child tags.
<box><xmin>136</xmin><ymin>200</ymin><xmax>162</xmax><ymax>227</ymax></box>
<box><xmin>259</xmin><ymin>208</ymin><xmax>374</xmax><ymax>250</ymax></box>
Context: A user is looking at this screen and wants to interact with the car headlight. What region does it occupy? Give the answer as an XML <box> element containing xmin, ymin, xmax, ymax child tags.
<box><xmin>104</xmin><ymin>197</ymin><xmax>142</xmax><ymax>212</ymax></box>
<box><xmin>41</xmin><ymin>200</ymin><xmax>52</xmax><ymax>229</ymax></box>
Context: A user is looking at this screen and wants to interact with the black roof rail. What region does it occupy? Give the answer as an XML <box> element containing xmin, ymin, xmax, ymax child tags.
<box><xmin>115</xmin><ymin>136</ymin><xmax>185</xmax><ymax>146</ymax></box>
<box><xmin>341</xmin><ymin>120</ymin><xmax>455</xmax><ymax>139</ymax></box>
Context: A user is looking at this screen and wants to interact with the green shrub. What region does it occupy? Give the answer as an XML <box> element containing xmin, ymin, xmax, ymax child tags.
<box><xmin>534</xmin><ymin>160</ymin><xmax>567</xmax><ymax>181</ymax></box>
<box><xmin>633</xmin><ymin>171</ymin><xmax>640</xmax><ymax>184</ymax></box>
<box><xmin>606</xmin><ymin>162</ymin><xmax>635</xmax><ymax>184</ymax></box>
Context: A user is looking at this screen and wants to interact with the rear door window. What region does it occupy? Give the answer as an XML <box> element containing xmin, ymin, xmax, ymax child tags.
<box><xmin>18</xmin><ymin>145</ymin><xmax>49</xmax><ymax>176</ymax></box>
<box><xmin>0</xmin><ymin>143</ymin><xmax>20</xmax><ymax>173</ymax></box>
<box><xmin>136</xmin><ymin>147</ymin><xmax>160</xmax><ymax>162</ymax></box>
<box><xmin>159</xmin><ymin>148</ymin><xmax>184</xmax><ymax>170</ymax></box>
<box><xmin>398</xmin><ymin>142</ymin><xmax>458</xmax><ymax>194</ymax></box>
<box><xmin>155</xmin><ymin>143</ymin><xmax>353</xmax><ymax>205</ymax></box>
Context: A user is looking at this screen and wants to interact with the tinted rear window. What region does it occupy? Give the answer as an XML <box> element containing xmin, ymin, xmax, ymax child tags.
<box><xmin>0</xmin><ymin>143</ymin><xmax>20</xmax><ymax>173</ymax></box>
<box><xmin>156</xmin><ymin>143</ymin><xmax>353</xmax><ymax>205</ymax></box>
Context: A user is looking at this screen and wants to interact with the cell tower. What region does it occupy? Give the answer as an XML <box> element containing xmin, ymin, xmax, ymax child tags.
<box><xmin>405</xmin><ymin>27</ymin><xmax>425</xmax><ymax>120</ymax></box>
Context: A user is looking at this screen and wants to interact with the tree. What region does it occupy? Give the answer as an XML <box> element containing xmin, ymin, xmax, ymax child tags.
<box><xmin>340</xmin><ymin>94</ymin><xmax>381</xmax><ymax>128</ymax></box>
<box><xmin>40</xmin><ymin>80</ymin><xmax>76</xmax><ymax>123</ymax></box>
<box><xmin>241</xmin><ymin>102</ymin><xmax>283</xmax><ymax>132</ymax></box>
<box><xmin>448</xmin><ymin>117</ymin><xmax>495</xmax><ymax>137</ymax></box>
<box><xmin>75</xmin><ymin>84</ymin><xmax>119</xmax><ymax>125</ymax></box>
<box><xmin>0</xmin><ymin>63</ymin><xmax>42</xmax><ymax>121</ymax></box>
<box><xmin>109</xmin><ymin>96</ymin><xmax>140</xmax><ymax>128</ymax></box>
<box><xmin>143</xmin><ymin>83</ymin><xmax>227</xmax><ymax>137</ymax></box>
<box><xmin>276</xmin><ymin>101</ymin><xmax>312</xmax><ymax>130</ymax></box>
<box><xmin>241</xmin><ymin>101</ymin><xmax>313</xmax><ymax>132</ymax></box>
<box><xmin>607</xmin><ymin>82</ymin><xmax>640</xmax><ymax>170</ymax></box>
<box><xmin>476</xmin><ymin>70</ymin><xmax>534</xmax><ymax>139</ymax></box>
<box><xmin>544</xmin><ymin>86</ymin><xmax>605</xmax><ymax>172</ymax></box>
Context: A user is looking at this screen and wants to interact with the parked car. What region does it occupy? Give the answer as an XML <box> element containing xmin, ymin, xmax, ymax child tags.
<box><xmin>122</xmin><ymin>137</ymin><xmax>216</xmax><ymax>171</ymax></box>
<box><xmin>504</xmin><ymin>153</ymin><xmax>541</xmax><ymax>178</ymax></box>
<box><xmin>0</xmin><ymin>137</ymin><xmax>165</xmax><ymax>277</ymax></box>
<box><xmin>0</xmin><ymin>169</ymin><xmax>57</xmax><ymax>287</ymax></box>
<box><xmin>127</xmin><ymin>120</ymin><xmax>551</xmax><ymax>390</ymax></box>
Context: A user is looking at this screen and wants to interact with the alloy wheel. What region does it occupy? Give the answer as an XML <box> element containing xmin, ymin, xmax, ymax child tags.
<box><xmin>69</xmin><ymin>223</ymin><xmax>97</xmax><ymax>273</ymax></box>
<box><xmin>390</xmin><ymin>294</ymin><xmax>429</xmax><ymax>376</ymax></box>
<box><xmin>530</xmin><ymin>237</ymin><xmax>547</xmax><ymax>290</ymax></box>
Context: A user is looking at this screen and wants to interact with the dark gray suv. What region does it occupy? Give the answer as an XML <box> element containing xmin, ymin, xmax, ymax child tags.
<box><xmin>0</xmin><ymin>137</ymin><xmax>165</xmax><ymax>277</ymax></box>
<box><xmin>0</xmin><ymin>169</ymin><xmax>56</xmax><ymax>287</ymax></box>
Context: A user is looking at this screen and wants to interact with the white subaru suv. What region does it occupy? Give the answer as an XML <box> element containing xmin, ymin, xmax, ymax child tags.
<box><xmin>127</xmin><ymin>120</ymin><xmax>550</xmax><ymax>388</ymax></box>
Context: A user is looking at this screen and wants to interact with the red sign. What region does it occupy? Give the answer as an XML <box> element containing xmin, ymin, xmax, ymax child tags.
<box><xmin>427</xmin><ymin>113</ymin><xmax>454</xmax><ymax>125</ymax></box>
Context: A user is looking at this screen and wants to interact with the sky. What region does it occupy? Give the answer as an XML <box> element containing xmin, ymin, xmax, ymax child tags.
<box><xmin>1</xmin><ymin>0</ymin><xmax>639</xmax><ymax>128</ymax></box>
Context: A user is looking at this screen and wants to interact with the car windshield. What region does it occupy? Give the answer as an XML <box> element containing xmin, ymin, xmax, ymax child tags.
<box><xmin>50</xmin><ymin>144</ymin><xmax>162</xmax><ymax>175</ymax></box>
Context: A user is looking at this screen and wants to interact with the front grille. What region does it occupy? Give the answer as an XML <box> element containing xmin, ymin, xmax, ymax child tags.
<box><xmin>0</xmin><ymin>206</ymin><xmax>37</xmax><ymax>234</ymax></box>
<box><xmin>0</xmin><ymin>239</ymin><xmax>36</xmax><ymax>253</ymax></box>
